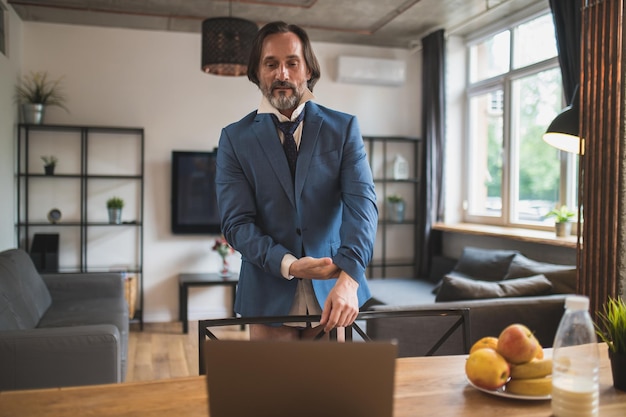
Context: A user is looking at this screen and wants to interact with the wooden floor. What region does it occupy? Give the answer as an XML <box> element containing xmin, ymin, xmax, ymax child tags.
<box><xmin>126</xmin><ymin>321</ymin><xmax>249</xmax><ymax>382</ymax></box>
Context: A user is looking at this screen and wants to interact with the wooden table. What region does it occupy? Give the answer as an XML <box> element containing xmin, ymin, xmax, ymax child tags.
<box><xmin>179</xmin><ymin>273</ymin><xmax>238</xmax><ymax>334</ymax></box>
<box><xmin>1</xmin><ymin>345</ymin><xmax>624</xmax><ymax>417</ymax></box>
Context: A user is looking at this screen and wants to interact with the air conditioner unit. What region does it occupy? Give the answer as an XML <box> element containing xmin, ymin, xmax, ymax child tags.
<box><xmin>337</xmin><ymin>56</ymin><xmax>406</xmax><ymax>86</ymax></box>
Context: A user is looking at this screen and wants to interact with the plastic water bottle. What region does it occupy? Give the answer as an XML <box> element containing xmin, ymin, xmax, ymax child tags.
<box><xmin>551</xmin><ymin>295</ymin><xmax>600</xmax><ymax>417</ymax></box>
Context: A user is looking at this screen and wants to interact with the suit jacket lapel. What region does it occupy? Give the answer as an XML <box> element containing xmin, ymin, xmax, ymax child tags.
<box><xmin>252</xmin><ymin>113</ymin><xmax>296</xmax><ymax>205</ymax></box>
<box><xmin>296</xmin><ymin>103</ymin><xmax>322</xmax><ymax>202</ymax></box>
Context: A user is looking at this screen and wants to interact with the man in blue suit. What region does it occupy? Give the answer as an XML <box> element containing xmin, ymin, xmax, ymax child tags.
<box><xmin>216</xmin><ymin>21</ymin><xmax>378</xmax><ymax>340</ymax></box>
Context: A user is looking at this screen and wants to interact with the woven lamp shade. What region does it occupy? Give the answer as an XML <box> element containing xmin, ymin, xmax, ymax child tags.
<box><xmin>202</xmin><ymin>17</ymin><xmax>258</xmax><ymax>76</ymax></box>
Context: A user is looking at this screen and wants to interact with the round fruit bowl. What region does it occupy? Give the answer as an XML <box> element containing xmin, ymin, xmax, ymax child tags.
<box><xmin>466</xmin><ymin>378</ymin><xmax>551</xmax><ymax>401</ymax></box>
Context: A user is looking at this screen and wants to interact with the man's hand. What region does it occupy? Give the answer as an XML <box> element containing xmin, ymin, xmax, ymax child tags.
<box><xmin>319</xmin><ymin>271</ymin><xmax>359</xmax><ymax>332</ymax></box>
<box><xmin>289</xmin><ymin>256</ymin><xmax>341</xmax><ymax>279</ymax></box>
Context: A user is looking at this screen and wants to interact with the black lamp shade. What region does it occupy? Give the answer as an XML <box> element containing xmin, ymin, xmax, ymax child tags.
<box><xmin>543</xmin><ymin>87</ymin><xmax>581</xmax><ymax>154</ymax></box>
<box><xmin>202</xmin><ymin>17</ymin><xmax>258</xmax><ymax>76</ymax></box>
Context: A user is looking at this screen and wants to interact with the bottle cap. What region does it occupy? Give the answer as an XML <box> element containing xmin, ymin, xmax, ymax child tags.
<box><xmin>565</xmin><ymin>295</ymin><xmax>589</xmax><ymax>311</ymax></box>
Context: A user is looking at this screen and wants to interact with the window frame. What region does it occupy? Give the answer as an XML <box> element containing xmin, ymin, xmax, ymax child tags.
<box><xmin>462</xmin><ymin>11</ymin><xmax>577</xmax><ymax>231</ymax></box>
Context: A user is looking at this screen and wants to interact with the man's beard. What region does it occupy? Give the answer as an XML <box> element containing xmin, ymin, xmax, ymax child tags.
<box><xmin>263</xmin><ymin>80</ymin><xmax>304</xmax><ymax>111</ymax></box>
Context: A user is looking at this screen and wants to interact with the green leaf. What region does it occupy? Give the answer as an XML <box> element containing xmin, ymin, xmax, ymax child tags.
<box><xmin>595</xmin><ymin>297</ymin><xmax>626</xmax><ymax>354</ymax></box>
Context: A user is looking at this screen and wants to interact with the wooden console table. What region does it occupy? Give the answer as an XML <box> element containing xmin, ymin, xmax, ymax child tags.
<box><xmin>1</xmin><ymin>345</ymin><xmax>624</xmax><ymax>417</ymax></box>
<box><xmin>178</xmin><ymin>273</ymin><xmax>238</xmax><ymax>334</ymax></box>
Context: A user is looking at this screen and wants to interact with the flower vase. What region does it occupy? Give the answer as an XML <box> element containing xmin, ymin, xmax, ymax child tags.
<box><xmin>219</xmin><ymin>256</ymin><xmax>230</xmax><ymax>278</ymax></box>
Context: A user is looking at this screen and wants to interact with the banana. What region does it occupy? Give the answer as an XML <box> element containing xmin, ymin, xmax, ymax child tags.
<box><xmin>505</xmin><ymin>376</ymin><xmax>552</xmax><ymax>396</ymax></box>
<box><xmin>510</xmin><ymin>358</ymin><xmax>553</xmax><ymax>379</ymax></box>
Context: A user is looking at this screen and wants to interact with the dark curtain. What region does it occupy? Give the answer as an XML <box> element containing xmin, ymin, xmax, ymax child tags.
<box><xmin>549</xmin><ymin>0</ymin><xmax>582</xmax><ymax>102</ymax></box>
<box><xmin>417</xmin><ymin>29</ymin><xmax>446</xmax><ymax>277</ymax></box>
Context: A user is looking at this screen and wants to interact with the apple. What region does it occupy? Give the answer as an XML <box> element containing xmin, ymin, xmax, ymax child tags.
<box><xmin>496</xmin><ymin>324</ymin><xmax>539</xmax><ymax>364</ymax></box>
<box><xmin>470</xmin><ymin>336</ymin><xmax>499</xmax><ymax>354</ymax></box>
<box><xmin>465</xmin><ymin>348</ymin><xmax>510</xmax><ymax>390</ymax></box>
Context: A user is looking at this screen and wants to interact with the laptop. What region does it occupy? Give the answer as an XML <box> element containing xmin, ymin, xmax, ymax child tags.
<box><xmin>204</xmin><ymin>340</ymin><xmax>398</xmax><ymax>417</ymax></box>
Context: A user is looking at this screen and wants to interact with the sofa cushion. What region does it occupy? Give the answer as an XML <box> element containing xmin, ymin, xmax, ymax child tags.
<box><xmin>37</xmin><ymin>295</ymin><xmax>129</xmax><ymax>380</ymax></box>
<box><xmin>425</xmin><ymin>255</ymin><xmax>458</xmax><ymax>284</ymax></box>
<box><xmin>431</xmin><ymin>270</ymin><xmax>477</xmax><ymax>295</ymax></box>
<box><xmin>365</xmin><ymin>278</ymin><xmax>437</xmax><ymax>308</ymax></box>
<box><xmin>452</xmin><ymin>247</ymin><xmax>518</xmax><ymax>281</ymax></box>
<box><xmin>435</xmin><ymin>274</ymin><xmax>553</xmax><ymax>302</ymax></box>
<box><xmin>0</xmin><ymin>249</ymin><xmax>52</xmax><ymax>330</ymax></box>
<box><xmin>504</xmin><ymin>253</ymin><xmax>576</xmax><ymax>294</ymax></box>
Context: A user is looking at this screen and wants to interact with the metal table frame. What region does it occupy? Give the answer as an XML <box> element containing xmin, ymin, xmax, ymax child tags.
<box><xmin>197</xmin><ymin>308</ymin><xmax>470</xmax><ymax>375</ymax></box>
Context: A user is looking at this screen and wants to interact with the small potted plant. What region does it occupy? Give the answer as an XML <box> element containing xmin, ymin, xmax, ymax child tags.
<box><xmin>15</xmin><ymin>71</ymin><xmax>69</xmax><ymax>124</ymax></box>
<box><xmin>545</xmin><ymin>205</ymin><xmax>576</xmax><ymax>237</ymax></box>
<box><xmin>41</xmin><ymin>155</ymin><xmax>58</xmax><ymax>175</ymax></box>
<box><xmin>595</xmin><ymin>297</ymin><xmax>626</xmax><ymax>391</ymax></box>
<box><xmin>386</xmin><ymin>194</ymin><xmax>405</xmax><ymax>223</ymax></box>
<box><xmin>106</xmin><ymin>196</ymin><xmax>124</xmax><ymax>224</ymax></box>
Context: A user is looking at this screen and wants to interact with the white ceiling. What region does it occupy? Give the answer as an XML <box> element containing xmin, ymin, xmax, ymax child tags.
<box><xmin>8</xmin><ymin>0</ymin><xmax>547</xmax><ymax>48</ymax></box>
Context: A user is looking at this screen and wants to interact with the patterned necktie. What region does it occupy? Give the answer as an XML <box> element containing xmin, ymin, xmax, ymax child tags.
<box><xmin>271</xmin><ymin>111</ymin><xmax>305</xmax><ymax>179</ymax></box>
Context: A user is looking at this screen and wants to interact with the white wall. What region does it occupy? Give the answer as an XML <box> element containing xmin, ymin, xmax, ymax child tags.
<box><xmin>17</xmin><ymin>21</ymin><xmax>421</xmax><ymax>322</ymax></box>
<box><xmin>0</xmin><ymin>1</ymin><xmax>22</xmax><ymax>251</ymax></box>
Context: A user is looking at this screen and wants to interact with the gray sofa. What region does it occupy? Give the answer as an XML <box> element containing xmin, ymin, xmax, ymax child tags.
<box><xmin>364</xmin><ymin>247</ymin><xmax>576</xmax><ymax>357</ymax></box>
<box><xmin>0</xmin><ymin>248</ymin><xmax>129</xmax><ymax>390</ymax></box>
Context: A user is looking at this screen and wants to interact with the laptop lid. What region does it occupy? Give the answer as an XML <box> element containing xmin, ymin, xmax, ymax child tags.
<box><xmin>204</xmin><ymin>340</ymin><xmax>397</xmax><ymax>417</ymax></box>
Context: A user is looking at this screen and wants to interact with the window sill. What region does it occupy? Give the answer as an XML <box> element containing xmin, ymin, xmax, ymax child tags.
<box><xmin>432</xmin><ymin>222</ymin><xmax>577</xmax><ymax>249</ymax></box>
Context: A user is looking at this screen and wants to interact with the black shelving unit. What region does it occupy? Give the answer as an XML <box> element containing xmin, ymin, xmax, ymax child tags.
<box><xmin>363</xmin><ymin>136</ymin><xmax>422</xmax><ymax>279</ymax></box>
<box><xmin>16</xmin><ymin>123</ymin><xmax>145</xmax><ymax>329</ymax></box>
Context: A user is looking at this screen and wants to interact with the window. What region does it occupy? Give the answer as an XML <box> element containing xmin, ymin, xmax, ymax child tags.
<box><xmin>469</xmin><ymin>30</ymin><xmax>510</xmax><ymax>83</ymax></box>
<box><xmin>464</xmin><ymin>12</ymin><xmax>577</xmax><ymax>228</ymax></box>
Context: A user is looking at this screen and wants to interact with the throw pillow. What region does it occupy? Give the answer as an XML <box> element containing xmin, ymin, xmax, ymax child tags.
<box><xmin>435</xmin><ymin>274</ymin><xmax>553</xmax><ymax>302</ymax></box>
<box><xmin>504</xmin><ymin>253</ymin><xmax>576</xmax><ymax>294</ymax></box>
<box><xmin>426</xmin><ymin>255</ymin><xmax>457</xmax><ymax>284</ymax></box>
<box><xmin>431</xmin><ymin>270</ymin><xmax>474</xmax><ymax>295</ymax></box>
<box><xmin>451</xmin><ymin>247</ymin><xmax>519</xmax><ymax>281</ymax></box>
<box><xmin>540</xmin><ymin>269</ymin><xmax>577</xmax><ymax>294</ymax></box>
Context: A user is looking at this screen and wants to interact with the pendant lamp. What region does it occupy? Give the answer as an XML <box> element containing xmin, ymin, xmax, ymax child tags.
<box><xmin>201</xmin><ymin>11</ymin><xmax>258</xmax><ymax>76</ymax></box>
<box><xmin>543</xmin><ymin>85</ymin><xmax>582</xmax><ymax>154</ymax></box>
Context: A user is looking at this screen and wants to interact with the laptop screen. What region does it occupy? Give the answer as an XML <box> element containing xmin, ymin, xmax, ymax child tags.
<box><xmin>204</xmin><ymin>340</ymin><xmax>397</xmax><ymax>417</ymax></box>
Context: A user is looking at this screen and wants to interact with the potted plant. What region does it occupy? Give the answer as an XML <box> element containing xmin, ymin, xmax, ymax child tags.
<box><xmin>386</xmin><ymin>194</ymin><xmax>405</xmax><ymax>223</ymax></box>
<box><xmin>15</xmin><ymin>71</ymin><xmax>69</xmax><ymax>125</ymax></box>
<box><xmin>596</xmin><ymin>297</ymin><xmax>626</xmax><ymax>391</ymax></box>
<box><xmin>545</xmin><ymin>205</ymin><xmax>576</xmax><ymax>237</ymax></box>
<box><xmin>41</xmin><ymin>155</ymin><xmax>58</xmax><ymax>175</ymax></box>
<box><xmin>106</xmin><ymin>196</ymin><xmax>124</xmax><ymax>224</ymax></box>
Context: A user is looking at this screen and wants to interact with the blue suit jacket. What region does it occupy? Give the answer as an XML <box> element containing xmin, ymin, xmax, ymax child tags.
<box><xmin>216</xmin><ymin>101</ymin><xmax>378</xmax><ymax>317</ymax></box>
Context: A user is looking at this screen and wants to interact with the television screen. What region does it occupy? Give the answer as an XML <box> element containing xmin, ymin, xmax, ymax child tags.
<box><xmin>171</xmin><ymin>150</ymin><xmax>221</xmax><ymax>234</ymax></box>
